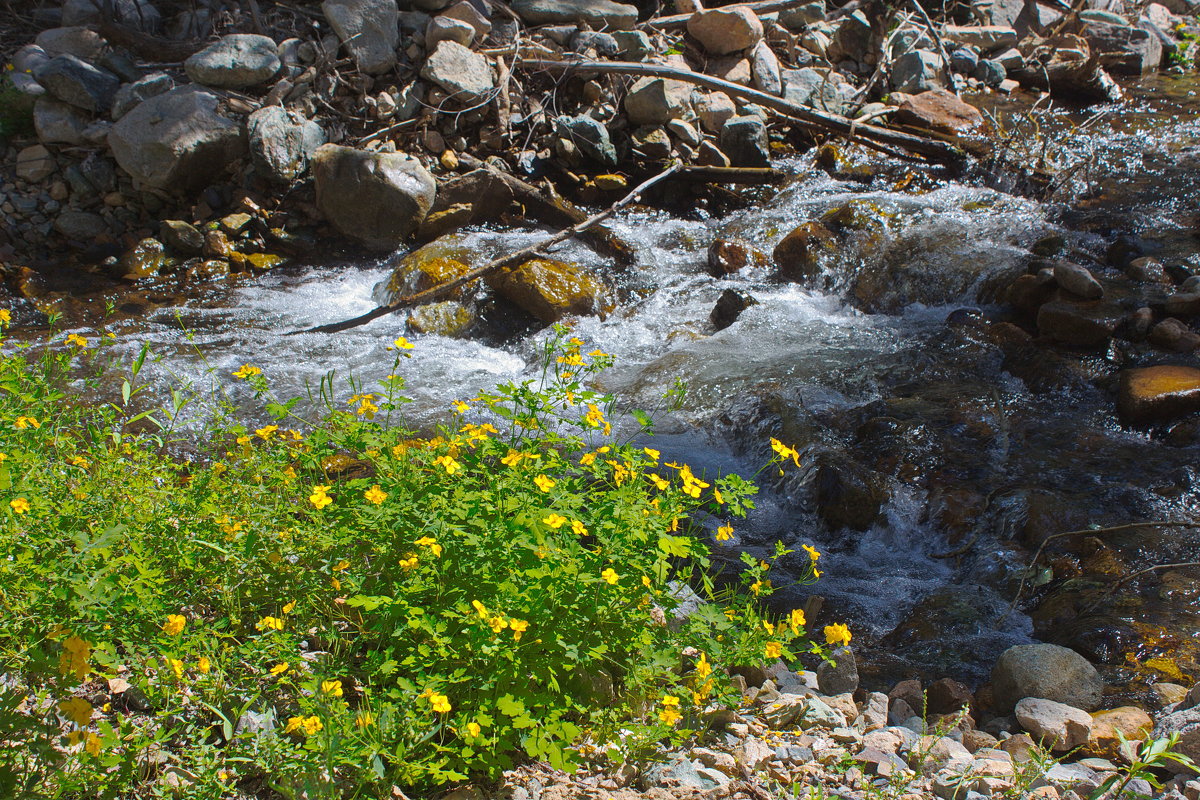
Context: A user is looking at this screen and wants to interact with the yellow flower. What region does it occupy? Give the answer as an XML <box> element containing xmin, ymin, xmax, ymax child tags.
<box><xmin>658</xmin><ymin>695</ymin><xmax>682</xmax><ymax>725</ymax></box>
<box><xmin>255</xmin><ymin>425</ymin><xmax>279</xmax><ymax>440</ymax></box>
<box><xmin>763</xmin><ymin>620</ymin><xmax>776</xmax><ymax>634</ymax></box>
<box><xmin>471</xmin><ymin>600</ymin><xmax>488</xmax><ymax>618</ymax></box>
<box><xmin>715</xmin><ymin>524</ymin><xmax>733</xmax><ymax>542</ymax></box>
<box><xmin>501</xmin><ymin>450</ymin><xmax>523</xmax><ymax>467</ymax></box>
<box><xmin>69</xmin><ymin>455</ymin><xmax>89</xmax><ymax>469</ymax></box>
<box><xmin>649</xmin><ymin>473</ymin><xmax>670</xmax><ymax>491</ymax></box>
<box><xmin>415</xmin><ymin>536</ymin><xmax>442</xmax><ymax>557</ymax></box>
<box><xmin>284</xmin><ymin>716</ymin><xmax>303</xmax><ymax>734</ymax></box>
<box><xmin>282</xmin><ymin>600</ymin><xmax>296</xmax><ymax>614</ymax></box>
<box><xmin>66</xmin><ymin>333</ymin><xmax>88</xmax><ymax>349</ymax></box>
<box><xmin>309</xmin><ymin>485</ymin><xmax>333</xmax><ymax>509</ymax></box>
<box><xmin>433</xmin><ymin>455</ymin><xmax>461</xmax><ymax>475</ymax></box>
<box><xmin>580</xmin><ymin>452</ymin><xmax>597</xmax><ymax>466</ymax></box>
<box><xmin>487</xmin><ymin>614</ymin><xmax>509</xmax><ymax>633</ymax></box>
<box><xmin>321</xmin><ymin>679</ymin><xmax>344</xmax><ymax>698</ymax></box>
<box><xmin>802</xmin><ymin>544</ymin><xmax>821</xmax><ymax>562</ymax></box>
<box><xmin>399</xmin><ymin>554</ymin><xmax>419</xmax><ymax>569</ymax></box>
<box><xmin>286</xmin><ymin>715</ymin><xmax>323</xmax><ymax>735</ymax></box>
<box><xmin>789</xmin><ymin>608</ymin><xmax>806</xmax><ymax>633</ymax></box>
<box><xmin>59</xmin><ymin>636</ymin><xmax>91</xmax><ymax>680</ymax></box>
<box><xmin>601</xmin><ymin>568</ymin><xmax>618</xmax><ymax>585</ymax></box>
<box><xmin>84</xmin><ymin>732</ymin><xmax>102</xmax><ymax>756</ymax></box>
<box><xmin>59</xmin><ymin>697</ymin><xmax>93</xmax><ymax>726</ymax></box>
<box><xmin>256</xmin><ymin>616</ymin><xmax>284</xmax><ymax>632</ymax></box>
<box><xmin>583</xmin><ymin>404</ymin><xmax>612</xmax><ymax>435</ymax></box>
<box><xmin>824</xmin><ymin>623</ymin><xmax>852</xmax><ymax>648</ymax></box>
<box><xmin>750</xmin><ymin>580</ymin><xmax>763</xmax><ymax>596</ymax></box>
<box><xmin>233</xmin><ymin>364</ymin><xmax>261</xmax><ymax>379</ymax></box>
<box><xmin>533</xmin><ymin>474</ymin><xmax>555</xmax><ymax>492</ymax></box>
<box><xmin>168</xmin><ymin>658</ymin><xmax>184</xmax><ymax>679</ymax></box>
<box><xmin>542</xmin><ymin>513</ymin><xmax>568</xmax><ymax>529</ymax></box>
<box><xmin>770</xmin><ymin>437</ymin><xmax>802</xmax><ymax>467</ymax></box>
<box><xmin>466</xmin><ymin>721</ymin><xmax>482</xmax><ymax>737</ymax></box>
<box><xmin>391</xmin><ymin>336</ymin><xmax>415</xmax><ymax>352</ymax></box>
<box><xmin>695</xmin><ymin>652</ymin><xmax>712</xmax><ymax>679</ymax></box>
<box><xmin>713</xmin><ymin>487</ymin><xmax>725</xmax><ymax>504</ymax></box>
<box><xmin>198</xmin><ymin>656</ymin><xmax>211</xmax><ymax>674</ymax></box>
<box><xmin>510</xmin><ymin>618</ymin><xmax>529</xmax><ymax>641</ymax></box>
<box><xmin>429</xmin><ymin>692</ymin><xmax>451</xmax><ymax>713</ymax></box>
<box><xmin>0</xmin><ymin>309</ymin><xmax>10</xmax><ymax>324</ymax></box>
<box><xmin>643</xmin><ymin>447</ymin><xmax>660</xmax><ymax>462</ymax></box>
<box><xmin>14</xmin><ymin>416</ymin><xmax>39</xmax><ymax>429</ymax></box>
<box><xmin>9</xmin><ymin>497</ymin><xmax>30</xmax><ymax>514</ymax></box>
<box><xmin>270</xmin><ymin>662</ymin><xmax>289</xmax><ymax>675</ymax></box>
<box><xmin>356</xmin><ymin>712</ymin><xmax>375</xmax><ymax>728</ymax></box>
<box><xmin>571</xmin><ymin>519</ymin><xmax>588</xmax><ymax>536</ymax></box>
<box><xmin>162</xmin><ymin>614</ymin><xmax>187</xmax><ymax>636</ymax></box>
<box><xmin>453</xmin><ymin>400</ymin><xmax>470</xmax><ymax>413</ymax></box>
<box><xmin>764</xmin><ymin>641</ymin><xmax>783</xmax><ymax>659</ymax></box>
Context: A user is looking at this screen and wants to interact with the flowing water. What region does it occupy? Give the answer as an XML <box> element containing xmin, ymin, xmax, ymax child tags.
<box><xmin>22</xmin><ymin>76</ymin><xmax>1200</xmax><ymax>689</ymax></box>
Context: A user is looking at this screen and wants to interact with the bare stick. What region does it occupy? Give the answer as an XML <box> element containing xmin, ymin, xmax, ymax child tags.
<box><xmin>1081</xmin><ymin>561</ymin><xmax>1200</xmax><ymax>614</ymax></box>
<box><xmin>289</xmin><ymin>163</ymin><xmax>684</xmax><ymax>336</ymax></box>
<box><xmin>516</xmin><ymin>59</ymin><xmax>965</xmax><ymax>164</ymax></box>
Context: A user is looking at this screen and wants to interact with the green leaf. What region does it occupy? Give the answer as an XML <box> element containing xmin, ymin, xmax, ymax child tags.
<box><xmin>497</xmin><ymin>695</ymin><xmax>526</xmax><ymax>717</ymax></box>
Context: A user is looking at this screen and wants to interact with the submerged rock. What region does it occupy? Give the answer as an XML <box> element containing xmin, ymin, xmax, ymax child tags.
<box><xmin>312</xmin><ymin>144</ymin><xmax>436</xmax><ymax>251</ymax></box>
<box><xmin>407</xmin><ymin>301</ymin><xmax>475</xmax><ymax>338</ymax></box>
<box><xmin>707</xmin><ymin>239</ymin><xmax>768</xmax><ymax>277</ymax></box>
<box><xmin>710</xmin><ymin>288</ymin><xmax>758</xmax><ymax>331</ymax></box>
<box><xmin>1117</xmin><ymin>365</ymin><xmax>1200</xmax><ymax>424</ymax></box>
<box><xmin>772</xmin><ymin>221</ymin><xmax>836</xmax><ymax>283</ymax></box>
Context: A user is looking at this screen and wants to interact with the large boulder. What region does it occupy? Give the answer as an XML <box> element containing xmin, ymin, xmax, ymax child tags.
<box><xmin>687</xmin><ymin>7</ymin><xmax>764</xmax><ymax>55</ymax></box>
<box><xmin>32</xmin><ymin>54</ymin><xmax>119</xmax><ymax>112</ymax></box>
<box><xmin>184</xmin><ymin>34</ymin><xmax>281</xmax><ymax>89</ymax></box>
<box><xmin>990</xmin><ymin>643</ymin><xmax>1104</xmax><ymax>713</ymax></box>
<box><xmin>486</xmin><ymin>258</ymin><xmax>607</xmax><ymax>323</ymax></box>
<box><xmin>312</xmin><ymin>144</ymin><xmax>437</xmax><ymax>251</ymax></box>
<box><xmin>247</xmin><ymin>106</ymin><xmax>326</xmax><ymax>183</ymax></box>
<box><xmin>322</xmin><ymin>0</ymin><xmax>399</xmax><ymax>74</ymax></box>
<box><xmin>108</xmin><ymin>87</ymin><xmax>245</xmax><ymax>190</ymax></box>
<box><xmin>1015</xmin><ymin>698</ymin><xmax>1093</xmax><ymax>751</ymax></box>
<box><xmin>511</xmin><ymin>0</ymin><xmax>637</xmax><ymax>29</ymax></box>
<box><xmin>420</xmin><ymin>41</ymin><xmax>495</xmax><ymax>105</ymax></box>
<box><xmin>1117</xmin><ymin>365</ymin><xmax>1200</xmax><ymax>424</ymax></box>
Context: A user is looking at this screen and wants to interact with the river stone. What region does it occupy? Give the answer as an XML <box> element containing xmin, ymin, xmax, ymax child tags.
<box><xmin>110</xmin><ymin>72</ymin><xmax>173</xmax><ymax>120</ymax></box>
<box><xmin>247</xmin><ymin>106</ymin><xmax>326</xmax><ymax>183</ymax></box>
<box><xmin>61</xmin><ymin>0</ymin><xmax>160</xmax><ymax>29</ymax></box>
<box><xmin>951</xmin><ymin>47</ymin><xmax>980</xmax><ymax>74</ymax></box>
<box><xmin>817</xmin><ymin>647</ymin><xmax>859</xmax><ymax>695</ymax></box>
<box><xmin>426</xmin><ymin>16</ymin><xmax>476</xmax><ymax>49</ymax></box>
<box><xmin>625</xmin><ymin>76</ymin><xmax>693</xmax><ymax>126</ymax></box>
<box><xmin>827</xmin><ymin>10</ymin><xmax>872</xmax><ymax>63</ymax></box>
<box><xmin>486</xmin><ymin>259</ymin><xmax>607</xmax><ymax>323</ymax></box>
<box><xmin>421</xmin><ymin>41</ymin><xmax>494</xmax><ymax>105</ymax></box>
<box><xmin>322</xmin><ymin>0</ymin><xmax>399</xmax><ymax>74</ymax></box>
<box><xmin>184</xmin><ymin>34</ymin><xmax>281</xmax><ymax>89</ymax></box>
<box><xmin>631</xmin><ymin>126</ymin><xmax>671</xmax><ymax>159</ymax></box>
<box><xmin>1080</xmin><ymin>20</ymin><xmax>1163</xmax><ymax>75</ymax></box>
<box><xmin>779</xmin><ymin>1</ymin><xmax>826</xmax><ymax>29</ymax></box>
<box><xmin>942</xmin><ymin>24</ymin><xmax>1018</xmax><ymax>52</ymax></box>
<box><xmin>711</xmin><ymin>288</ymin><xmax>759</xmax><ymax>331</ymax></box>
<box><xmin>16</xmin><ymin>145</ymin><xmax>56</xmax><ymax>182</ymax></box>
<box><xmin>750</xmin><ymin>40</ymin><xmax>782</xmax><ymax>95</ymax></box>
<box><xmin>35</xmin><ymin>27</ymin><xmax>107</xmax><ymax>60</ymax></box>
<box><xmin>34</xmin><ymin>97</ymin><xmax>90</xmax><ymax>145</ymax></box>
<box><xmin>773</xmin><ymin>220</ymin><xmax>835</xmax><ymax>282</ymax></box>
<box><xmin>613</xmin><ymin>30</ymin><xmax>653</xmax><ymax>60</ymax></box>
<box><xmin>1051</xmin><ymin>260</ymin><xmax>1103</xmax><ymax>299</ymax></box>
<box><xmin>554</xmin><ymin>115</ymin><xmax>617</xmax><ymax>166</ymax></box>
<box><xmin>313</xmin><ymin>144</ymin><xmax>436</xmax><ymax>251</ymax></box>
<box><xmin>511</xmin><ymin>0</ymin><xmax>637</xmax><ymax>29</ymax></box>
<box><xmin>1083</xmin><ymin>707</ymin><xmax>1153</xmax><ymax>760</ymax></box>
<box><xmin>440</xmin><ymin>1</ymin><xmax>492</xmax><ymax>41</ymax></box>
<box><xmin>991</xmin><ymin>643</ymin><xmax>1103</xmax><ymax>713</ymax></box>
<box><xmin>891</xmin><ymin>50</ymin><xmax>945</xmax><ymax>93</ymax></box>
<box><xmin>54</xmin><ymin>210</ymin><xmax>107</xmax><ymax>239</ymax></box>
<box><xmin>161</xmin><ymin>220</ymin><xmax>204</xmax><ymax>255</ymax></box>
<box><xmin>33</xmin><ymin>54</ymin><xmax>119</xmax><ymax>112</ymax></box>
<box><xmin>1015</xmin><ymin>698</ymin><xmax>1093</xmax><ymax>752</ymax></box>
<box><xmin>1035</xmin><ymin>298</ymin><xmax>1122</xmax><ymax>348</ymax></box>
<box><xmin>892</xmin><ymin>89</ymin><xmax>983</xmax><ymax>134</ymax></box>
<box><xmin>120</xmin><ymin>237</ymin><xmax>175</xmax><ymax>279</ymax></box>
<box><xmin>974</xmin><ymin>58</ymin><xmax>1007</xmax><ymax>87</ymax></box>
<box><xmin>695</xmin><ymin>91</ymin><xmax>737</xmax><ymax>133</ymax></box>
<box><xmin>813</xmin><ymin>451</ymin><xmax>888</xmax><ymax>531</ymax></box>
<box><xmin>407</xmin><ymin>300</ymin><xmax>474</xmax><ymax>338</ymax></box>
<box><xmin>708</xmin><ymin>239</ymin><xmax>767</xmax><ymax>276</ymax></box>
<box><xmin>1149</xmin><ymin>318</ymin><xmax>1200</xmax><ymax>352</ymax></box>
<box><xmin>1165</xmin><ymin>292</ymin><xmax>1200</xmax><ymax>316</ymax></box>
<box><xmin>927</xmin><ymin>678</ymin><xmax>973</xmax><ymax>714</ymax></box>
<box><xmin>1153</xmin><ymin>706</ymin><xmax>1200</xmax><ymax>775</ymax></box>
<box><xmin>1117</xmin><ymin>365</ymin><xmax>1200</xmax><ymax>424</ymax></box>
<box><xmin>719</xmin><ymin>116</ymin><xmax>770</xmax><ymax>168</ymax></box>
<box><xmin>687</xmin><ymin>7</ymin><xmax>764</xmax><ymax>55</ymax></box>
<box><xmin>108</xmin><ymin>86</ymin><xmax>245</xmax><ymax>190</ymax></box>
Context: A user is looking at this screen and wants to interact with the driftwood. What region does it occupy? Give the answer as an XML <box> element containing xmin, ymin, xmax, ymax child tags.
<box><xmin>290</xmin><ymin>164</ymin><xmax>683</xmax><ymax>336</ymax></box>
<box><xmin>640</xmin><ymin>0</ymin><xmax>827</xmax><ymax>30</ymax></box>
<box><xmin>93</xmin><ymin>21</ymin><xmax>206</xmax><ymax>62</ymax></box>
<box><xmin>674</xmin><ymin>165</ymin><xmax>785</xmax><ymax>184</ymax></box>
<box><xmin>517</xmin><ymin>59</ymin><xmax>966</xmax><ymax>166</ymax></box>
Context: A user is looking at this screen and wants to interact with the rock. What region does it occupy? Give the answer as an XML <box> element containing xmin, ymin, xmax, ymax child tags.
<box><xmin>892</xmin><ymin>89</ymin><xmax>984</xmax><ymax>134</ymax></box>
<box><xmin>625</xmin><ymin>77</ymin><xmax>692</xmax><ymax>126</ymax></box>
<box><xmin>1084</xmin><ymin>707</ymin><xmax>1153</xmax><ymax>760</ymax></box>
<box><xmin>863</xmin><ymin>692</ymin><xmax>889</xmax><ymax>732</ymax></box>
<box><xmin>951</xmin><ymin>47</ymin><xmax>981</xmax><ymax>74</ymax></box>
<box><xmin>313</xmin><ymin>145</ymin><xmax>436</xmax><ymax>251</ymax></box>
<box><xmin>1015</xmin><ymin>698</ymin><xmax>1093</xmax><ymax>752</ymax></box>
<box><xmin>991</xmin><ymin>644</ymin><xmax>1103</xmax><ymax>713</ymax></box>
<box><xmin>427</xmin><ymin>16</ymin><xmax>476</xmax><ymax>49</ymax></box>
<box><xmin>407</xmin><ymin>300</ymin><xmax>475</xmax><ymax>337</ymax></box>
<box><xmin>1166</xmin><ymin>292</ymin><xmax>1200</xmax><ymax>316</ymax></box>
<box><xmin>963</xmin><ymin>730</ymin><xmax>1000</xmax><ymax>753</ymax></box>
<box><xmin>1117</xmin><ymin>366</ymin><xmax>1200</xmax><ymax>424</ymax></box>
<box><xmin>773</xmin><ymin>220</ymin><xmax>835</xmax><ymax>282</ymax></box>
<box><xmin>160</xmin><ymin>220</ymin><xmax>204</xmax><ymax>255</ymax></box>
<box><xmin>108</xmin><ymin>87</ymin><xmax>245</xmax><ymax>190</ymax></box>
<box><xmin>750</xmin><ymin>41</ymin><xmax>782</xmax><ymax>95</ymax></box>
<box><xmin>762</xmin><ymin>693</ymin><xmax>845</xmax><ymax>729</ymax></box>
<box><xmin>1126</xmin><ymin>256</ymin><xmax>1170</xmax><ymax>283</ymax></box>
<box><xmin>817</xmin><ymin>647</ymin><xmax>859</xmax><ymax>696</ymax></box>
<box><xmin>440</xmin><ymin>1</ymin><xmax>491</xmax><ymax>41</ymax></box>
<box><xmin>35</xmin><ymin>27</ymin><xmax>107</xmax><ymax>60</ymax></box>
<box><xmin>928</xmin><ymin>678</ymin><xmax>973</xmax><ymax>714</ymax></box>
<box><xmin>1150</xmin><ymin>318</ymin><xmax>1200</xmax><ymax>353</ymax></box>
<box><xmin>54</xmin><ymin>210</ymin><xmax>107</xmax><ymax>239</ymax></box>
<box><xmin>511</xmin><ymin>0</ymin><xmax>637</xmax><ymax>29</ymax></box>
<box><xmin>719</xmin><ymin>116</ymin><xmax>770</xmax><ymax>168</ymax></box>
<box><xmin>782</xmin><ymin>67</ymin><xmax>853</xmax><ymax>113</ymax></box>
<box><xmin>1153</xmin><ymin>706</ymin><xmax>1200</xmax><ymax>774</ymax></box>
<box><xmin>1080</xmin><ymin>20</ymin><xmax>1163</xmax><ymax>76</ymax></box>
<box><xmin>695</xmin><ymin>91</ymin><xmax>738</xmax><ymax>134</ymax></box>
<box><xmin>828</xmin><ymin>10</ymin><xmax>872</xmax><ymax>63</ymax></box>
<box><xmin>554</xmin><ymin>115</ymin><xmax>617</xmax><ymax>166</ymax></box>
<box><xmin>420</xmin><ymin>41</ymin><xmax>494</xmax><ymax>105</ymax></box>
<box><xmin>61</xmin><ymin>0</ymin><xmax>160</xmax><ymax>28</ymax></box>
<box><xmin>119</xmin><ymin>237</ymin><xmax>175</xmax><ymax>279</ymax></box>
<box><xmin>184</xmin><ymin>34</ymin><xmax>280</xmax><ymax>89</ymax></box>
<box><xmin>974</xmin><ymin>58</ymin><xmax>1007</xmax><ymax>87</ymax></box>
<box><xmin>322</xmin><ymin>0</ymin><xmax>399</xmax><ymax>74</ymax></box>
<box><xmin>687</xmin><ymin>7</ymin><xmax>764</xmax><ymax>55</ymax></box>
<box><xmin>1151</xmin><ymin>683</ymin><xmax>1190</xmax><ymax>709</ymax></box>
<box><xmin>1051</xmin><ymin>261</ymin><xmax>1103</xmax><ymax>299</ymax></box>
<box><xmin>943</xmin><ymin>24</ymin><xmax>1019</xmax><ymax>52</ymax></box>
<box><xmin>612</xmin><ymin>30</ymin><xmax>653</xmax><ymax>60</ymax></box>
<box><xmin>110</xmin><ymin>72</ymin><xmax>173</xmax><ymax>120</ymax></box>
<box><xmin>707</xmin><ymin>239</ymin><xmax>767</xmax><ymax>277</ymax></box>
<box><xmin>667</xmin><ymin>119</ymin><xmax>701</xmax><ymax>147</ymax></box>
<box><xmin>891</xmin><ymin>50</ymin><xmax>946</xmax><ymax>93</ymax></box>
<box><xmin>32</xmin><ymin>54</ymin><xmax>119</xmax><ymax>112</ymax></box>
<box><xmin>918</xmin><ymin>736</ymin><xmax>974</xmax><ymax>771</ymax></box>
<box><xmin>33</xmin><ymin>97</ymin><xmax>90</xmax><ymax>145</ymax></box>
<box><xmin>813</xmin><ymin>451</ymin><xmax>888</xmax><ymax>531</ymax></box>
<box><xmin>645</xmin><ymin>756</ymin><xmax>715</xmax><ymax>790</ymax></box>
<box><xmin>247</xmin><ymin>106</ymin><xmax>326</xmax><ymax>183</ymax></box>
<box><xmin>487</xmin><ymin>258</ymin><xmax>607</xmax><ymax>323</ymax></box>
<box><xmin>1035</xmin><ymin>299</ymin><xmax>1123</xmax><ymax>348</ymax></box>
<box><xmin>15</xmin><ymin>145</ymin><xmax>56</xmax><ymax>182</ymax></box>
<box><xmin>631</xmin><ymin>126</ymin><xmax>672</xmax><ymax>160</ymax></box>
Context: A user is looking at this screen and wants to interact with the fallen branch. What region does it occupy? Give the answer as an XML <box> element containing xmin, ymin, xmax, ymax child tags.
<box><xmin>1081</xmin><ymin>561</ymin><xmax>1200</xmax><ymax>614</ymax></box>
<box><xmin>640</xmin><ymin>0</ymin><xmax>824</xmax><ymax>30</ymax></box>
<box><xmin>290</xmin><ymin>163</ymin><xmax>683</xmax><ymax>336</ymax></box>
<box><xmin>516</xmin><ymin>59</ymin><xmax>966</xmax><ymax>165</ymax></box>
<box><xmin>673</xmin><ymin>164</ymin><xmax>786</xmax><ymax>183</ymax></box>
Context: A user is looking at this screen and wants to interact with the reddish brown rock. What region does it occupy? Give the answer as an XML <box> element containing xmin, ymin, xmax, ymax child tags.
<box><xmin>892</xmin><ymin>89</ymin><xmax>984</xmax><ymax>134</ymax></box>
<box><xmin>1084</xmin><ymin>706</ymin><xmax>1153</xmax><ymax>760</ymax></box>
<box><xmin>1118</xmin><ymin>365</ymin><xmax>1200</xmax><ymax>424</ymax></box>
<box><xmin>707</xmin><ymin>238</ymin><xmax>768</xmax><ymax>277</ymax></box>
<box><xmin>772</xmin><ymin>221</ymin><xmax>835</xmax><ymax>283</ymax></box>
<box><xmin>1036</xmin><ymin>298</ymin><xmax>1122</xmax><ymax>348</ymax></box>
<box><xmin>928</xmin><ymin>678</ymin><xmax>974</xmax><ymax>714</ymax></box>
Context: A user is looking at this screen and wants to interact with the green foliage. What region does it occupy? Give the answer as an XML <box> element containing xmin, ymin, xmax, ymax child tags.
<box><xmin>1169</xmin><ymin>20</ymin><xmax>1200</xmax><ymax>70</ymax></box>
<box><xmin>0</xmin><ymin>321</ymin><xmax>824</xmax><ymax>798</ymax></box>
<box><xmin>0</xmin><ymin>68</ymin><xmax>35</xmax><ymax>144</ymax></box>
<box><xmin>1088</xmin><ymin>732</ymin><xmax>1198</xmax><ymax>800</ymax></box>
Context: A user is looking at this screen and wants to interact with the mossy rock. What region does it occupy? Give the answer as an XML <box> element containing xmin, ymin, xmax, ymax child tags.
<box><xmin>820</xmin><ymin>199</ymin><xmax>892</xmax><ymax>234</ymax></box>
<box><xmin>407</xmin><ymin>301</ymin><xmax>475</xmax><ymax>338</ymax></box>
<box><xmin>119</xmin><ymin>238</ymin><xmax>176</xmax><ymax>280</ymax></box>
<box><xmin>379</xmin><ymin>236</ymin><xmax>475</xmax><ymax>304</ymax></box>
<box><xmin>772</xmin><ymin>221</ymin><xmax>836</xmax><ymax>283</ymax></box>
<box><xmin>486</xmin><ymin>258</ymin><xmax>608</xmax><ymax>324</ymax></box>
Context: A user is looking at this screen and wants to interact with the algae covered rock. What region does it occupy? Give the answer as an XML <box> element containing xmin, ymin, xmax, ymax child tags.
<box><xmin>407</xmin><ymin>301</ymin><xmax>475</xmax><ymax>338</ymax></box>
<box><xmin>486</xmin><ymin>258</ymin><xmax>607</xmax><ymax>323</ymax></box>
<box><xmin>1117</xmin><ymin>365</ymin><xmax>1200</xmax><ymax>424</ymax></box>
<box><xmin>772</xmin><ymin>221</ymin><xmax>836</xmax><ymax>283</ymax></box>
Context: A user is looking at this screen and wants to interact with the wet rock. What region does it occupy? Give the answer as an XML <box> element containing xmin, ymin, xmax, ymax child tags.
<box><xmin>1015</xmin><ymin>698</ymin><xmax>1093</xmax><ymax>752</ymax></box>
<box><xmin>1165</xmin><ymin>292</ymin><xmax>1200</xmax><ymax>316</ymax></box>
<box><xmin>313</xmin><ymin>144</ymin><xmax>436</xmax><ymax>251</ymax></box>
<box><xmin>108</xmin><ymin>87</ymin><xmax>245</xmax><ymax>190</ymax></box>
<box><xmin>1117</xmin><ymin>365</ymin><xmax>1200</xmax><ymax>424</ymax></box>
<box><xmin>1106</xmin><ymin>234</ymin><xmax>1145</xmax><ymax>268</ymax></box>
<box><xmin>1151</xmin><ymin>683</ymin><xmax>1190</xmax><ymax>709</ymax></box>
<box><xmin>813</xmin><ymin>451</ymin><xmax>888</xmax><ymax>531</ymax></box>
<box><xmin>381</xmin><ymin>244</ymin><xmax>473</xmax><ymax>302</ymax></box>
<box><xmin>407</xmin><ymin>300</ymin><xmax>475</xmax><ymax>338</ymax></box>
<box><xmin>892</xmin><ymin>89</ymin><xmax>984</xmax><ymax>134</ymax></box>
<box><xmin>928</xmin><ymin>678</ymin><xmax>973</xmax><ymax>714</ymax></box>
<box><xmin>120</xmin><ymin>237</ymin><xmax>175</xmax><ymax>279</ymax></box>
<box><xmin>772</xmin><ymin>220</ymin><xmax>835</xmax><ymax>283</ymax></box>
<box><xmin>817</xmin><ymin>647</ymin><xmax>859</xmax><ymax>695</ymax></box>
<box><xmin>420</xmin><ymin>41</ymin><xmax>494</xmax><ymax>105</ymax></box>
<box><xmin>160</xmin><ymin>220</ymin><xmax>204</xmax><ymax>255</ymax></box>
<box><xmin>891</xmin><ymin>50</ymin><xmax>945</xmax><ymax>93</ymax></box>
<box><xmin>35</xmin><ymin>27</ymin><xmax>107</xmax><ymax>60</ymax></box>
<box><xmin>511</xmin><ymin>0</ymin><xmax>637</xmax><ymax>29</ymax></box>
<box><xmin>1149</xmin><ymin>318</ymin><xmax>1200</xmax><ymax>353</ymax></box>
<box><xmin>1083</xmin><ymin>707</ymin><xmax>1153</xmax><ymax>760</ymax></box>
<box><xmin>34</xmin><ymin>97</ymin><xmax>90</xmax><ymax>145</ymax></box>
<box><xmin>1051</xmin><ymin>261</ymin><xmax>1103</xmax><ymax>299</ymax></box>
<box><xmin>322</xmin><ymin>0</ymin><xmax>399</xmax><ymax>74</ymax></box>
<box><xmin>1006</xmin><ymin>273</ymin><xmax>1055</xmax><ymax>314</ymax></box>
<box><xmin>1126</xmin><ymin>256</ymin><xmax>1170</xmax><ymax>284</ymax></box>
<box><xmin>719</xmin><ymin>116</ymin><xmax>770</xmax><ymax>168</ymax></box>
<box><xmin>707</xmin><ymin>239</ymin><xmax>767</xmax><ymax>277</ymax></box>
<box><xmin>15</xmin><ymin>145</ymin><xmax>56</xmax><ymax>182</ymax></box>
<box><xmin>554</xmin><ymin>115</ymin><xmax>617</xmax><ymax>166</ymax></box>
<box><xmin>34</xmin><ymin>53</ymin><xmax>119</xmax><ymax>112</ymax></box>
<box><xmin>991</xmin><ymin>643</ymin><xmax>1104</xmax><ymax>713</ymax></box>
<box><xmin>1079</xmin><ymin>20</ymin><xmax>1163</xmax><ymax>76</ymax></box>
<box><xmin>486</xmin><ymin>258</ymin><xmax>607</xmax><ymax>323</ymax></box>
<box><xmin>247</xmin><ymin>106</ymin><xmax>326</xmax><ymax>183</ymax></box>
<box><xmin>110</xmin><ymin>72</ymin><xmax>173</xmax><ymax>120</ymax></box>
<box><xmin>54</xmin><ymin>210</ymin><xmax>107</xmax><ymax>239</ymax></box>
<box><xmin>1035</xmin><ymin>299</ymin><xmax>1122</xmax><ymax>348</ymax></box>
<box><xmin>184</xmin><ymin>34</ymin><xmax>280</xmax><ymax>89</ymax></box>
<box><xmin>625</xmin><ymin>77</ymin><xmax>692</xmax><ymax>126</ymax></box>
<box><xmin>687</xmin><ymin>7</ymin><xmax>764</xmax><ymax>55</ymax></box>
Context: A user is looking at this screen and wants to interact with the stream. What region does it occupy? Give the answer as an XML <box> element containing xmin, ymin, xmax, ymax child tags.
<box><xmin>24</xmin><ymin>76</ymin><xmax>1200</xmax><ymax>694</ymax></box>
